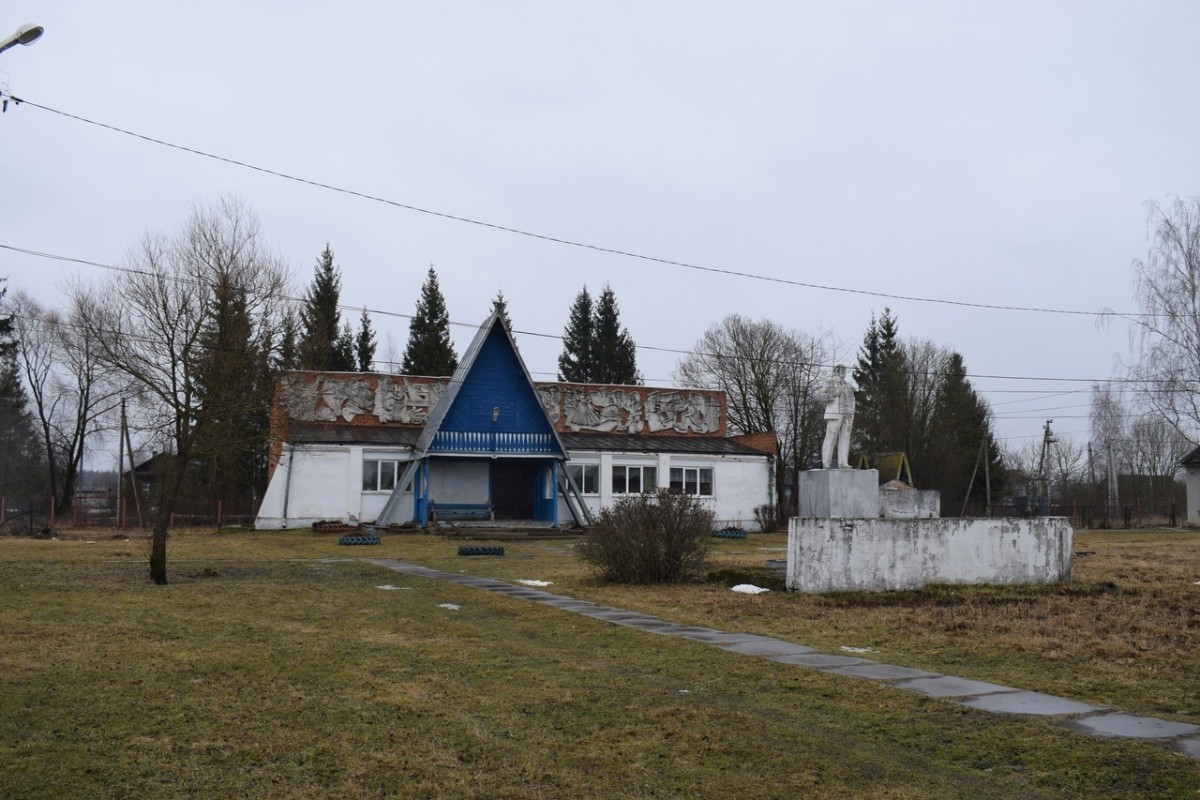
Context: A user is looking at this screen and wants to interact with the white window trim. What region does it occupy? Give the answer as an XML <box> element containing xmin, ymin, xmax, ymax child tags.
<box><xmin>362</xmin><ymin>458</ymin><xmax>399</xmax><ymax>493</ymax></box>
<box><xmin>670</xmin><ymin>466</ymin><xmax>714</xmax><ymax>497</ymax></box>
<box><xmin>567</xmin><ymin>463</ymin><xmax>600</xmax><ymax>495</ymax></box>
<box><xmin>611</xmin><ymin>464</ymin><xmax>659</xmax><ymax>495</ymax></box>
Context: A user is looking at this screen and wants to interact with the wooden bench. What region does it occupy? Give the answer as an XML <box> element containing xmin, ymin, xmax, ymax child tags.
<box><xmin>430</xmin><ymin>502</ymin><xmax>494</xmax><ymax>523</ymax></box>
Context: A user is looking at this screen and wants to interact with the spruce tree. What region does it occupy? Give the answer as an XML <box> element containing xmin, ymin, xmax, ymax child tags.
<box><xmin>298</xmin><ymin>244</ymin><xmax>353</xmax><ymax>371</ymax></box>
<box><xmin>491</xmin><ymin>290</ymin><xmax>514</xmax><ymax>333</ymax></box>
<box><xmin>592</xmin><ymin>284</ymin><xmax>640</xmax><ymax>385</ymax></box>
<box><xmin>277</xmin><ymin>309</ymin><xmax>299</xmax><ymax>371</ymax></box>
<box><xmin>355</xmin><ymin>308</ymin><xmax>377</xmax><ymax>372</ymax></box>
<box><xmin>927</xmin><ymin>352</ymin><xmax>1005</xmax><ymax>509</ymax></box>
<box><xmin>193</xmin><ymin>271</ymin><xmax>269</xmax><ymax>505</ymax></box>
<box><xmin>333</xmin><ymin>321</ymin><xmax>355</xmax><ymax>372</ymax></box>
<box><xmin>401</xmin><ymin>266</ymin><xmax>458</xmax><ymax>376</ymax></box>
<box><xmin>558</xmin><ymin>286</ymin><xmax>594</xmax><ymax>382</ymax></box>
<box><xmin>852</xmin><ymin>308</ymin><xmax>905</xmax><ymax>455</ymax></box>
<box><xmin>0</xmin><ymin>279</ymin><xmax>45</xmax><ymax>496</ymax></box>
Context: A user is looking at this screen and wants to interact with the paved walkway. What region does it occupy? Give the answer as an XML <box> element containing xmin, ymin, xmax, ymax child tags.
<box><xmin>363</xmin><ymin>558</ymin><xmax>1200</xmax><ymax>760</ymax></box>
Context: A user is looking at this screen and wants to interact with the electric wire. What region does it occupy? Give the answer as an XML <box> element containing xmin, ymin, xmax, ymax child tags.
<box><xmin>0</xmin><ymin>92</ymin><xmax>1147</xmax><ymax>320</ymax></box>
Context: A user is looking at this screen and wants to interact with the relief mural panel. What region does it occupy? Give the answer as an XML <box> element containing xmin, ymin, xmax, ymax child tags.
<box><xmin>374</xmin><ymin>378</ymin><xmax>443</xmax><ymax>424</ymax></box>
<box><xmin>281</xmin><ymin>375</ymin><xmax>442</xmax><ymax>425</ymax></box>
<box><xmin>555</xmin><ymin>385</ymin><xmax>723</xmax><ymax>435</ymax></box>
<box><xmin>279</xmin><ymin>374</ymin><xmax>724</xmax><ymax>435</ymax></box>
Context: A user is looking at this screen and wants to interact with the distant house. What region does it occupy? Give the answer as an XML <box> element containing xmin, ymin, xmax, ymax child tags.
<box><xmin>254</xmin><ymin>312</ymin><xmax>777</xmax><ymax>530</ymax></box>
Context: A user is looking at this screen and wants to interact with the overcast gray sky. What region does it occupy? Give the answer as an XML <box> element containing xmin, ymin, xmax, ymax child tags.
<box><xmin>4</xmin><ymin>1</ymin><xmax>1199</xmax><ymax>457</ymax></box>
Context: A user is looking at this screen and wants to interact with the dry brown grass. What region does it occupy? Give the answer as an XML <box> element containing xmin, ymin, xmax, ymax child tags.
<box><xmin>381</xmin><ymin>527</ymin><xmax>1200</xmax><ymax>725</ymax></box>
<box><xmin>2</xmin><ymin>527</ymin><xmax>1199</xmax><ymax>798</ymax></box>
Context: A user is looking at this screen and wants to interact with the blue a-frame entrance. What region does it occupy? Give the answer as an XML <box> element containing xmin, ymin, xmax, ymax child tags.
<box><xmin>389</xmin><ymin>313</ymin><xmax>570</xmax><ymax>527</ymax></box>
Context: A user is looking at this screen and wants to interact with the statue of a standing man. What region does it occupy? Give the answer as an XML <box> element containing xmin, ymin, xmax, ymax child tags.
<box><xmin>818</xmin><ymin>365</ymin><xmax>856</xmax><ymax>469</ymax></box>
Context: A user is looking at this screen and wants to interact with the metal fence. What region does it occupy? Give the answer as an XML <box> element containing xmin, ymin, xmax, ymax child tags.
<box><xmin>964</xmin><ymin>497</ymin><xmax>1182</xmax><ymax>529</ymax></box>
<box><xmin>0</xmin><ymin>494</ymin><xmax>260</xmax><ymax>533</ymax></box>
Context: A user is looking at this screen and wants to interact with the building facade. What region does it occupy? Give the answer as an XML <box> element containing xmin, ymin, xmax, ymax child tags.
<box><xmin>254</xmin><ymin>314</ymin><xmax>776</xmax><ymax>530</ymax></box>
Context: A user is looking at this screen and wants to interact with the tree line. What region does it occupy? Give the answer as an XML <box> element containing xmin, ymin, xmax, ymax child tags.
<box><xmin>10</xmin><ymin>193</ymin><xmax>1197</xmax><ymax>581</ymax></box>
<box><xmin>0</xmin><ymin>199</ymin><xmax>642</xmax><ymax>582</ymax></box>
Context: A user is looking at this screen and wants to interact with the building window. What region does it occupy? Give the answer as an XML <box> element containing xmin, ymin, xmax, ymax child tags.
<box><xmin>670</xmin><ymin>467</ymin><xmax>713</xmax><ymax>497</ymax></box>
<box><xmin>363</xmin><ymin>459</ymin><xmax>398</xmax><ymax>492</ymax></box>
<box><xmin>566</xmin><ymin>464</ymin><xmax>599</xmax><ymax>495</ymax></box>
<box><xmin>612</xmin><ymin>465</ymin><xmax>658</xmax><ymax>495</ymax></box>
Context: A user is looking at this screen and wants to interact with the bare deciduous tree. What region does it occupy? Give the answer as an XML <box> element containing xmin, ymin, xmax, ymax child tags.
<box><xmin>1128</xmin><ymin>196</ymin><xmax>1200</xmax><ymax>441</ymax></box>
<box><xmin>1089</xmin><ymin>382</ymin><xmax>1129</xmax><ymax>479</ymax></box>
<box><xmin>675</xmin><ymin>315</ymin><xmax>836</xmax><ymax>514</ymax></box>
<box><xmin>11</xmin><ymin>291</ymin><xmax>125</xmax><ymax>514</ymax></box>
<box><xmin>75</xmin><ymin>197</ymin><xmax>289</xmax><ymax>584</ymax></box>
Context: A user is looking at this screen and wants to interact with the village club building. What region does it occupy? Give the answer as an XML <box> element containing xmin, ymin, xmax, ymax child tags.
<box><xmin>254</xmin><ymin>313</ymin><xmax>778</xmax><ymax>531</ymax></box>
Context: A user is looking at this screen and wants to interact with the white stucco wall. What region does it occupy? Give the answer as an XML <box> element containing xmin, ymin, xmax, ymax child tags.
<box><xmin>787</xmin><ymin>516</ymin><xmax>1074</xmax><ymax>593</ymax></box>
<box><xmin>257</xmin><ymin>444</ymin><xmax>772</xmax><ymax>531</ymax></box>
<box><xmin>1185</xmin><ymin>466</ymin><xmax>1200</xmax><ymax>525</ymax></box>
<box><xmin>559</xmin><ymin>451</ymin><xmax>771</xmax><ymax>530</ymax></box>
<box><xmin>255</xmin><ymin>445</ymin><xmax>414</xmax><ymax>529</ymax></box>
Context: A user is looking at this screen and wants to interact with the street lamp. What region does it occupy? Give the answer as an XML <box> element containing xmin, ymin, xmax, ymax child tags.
<box><xmin>0</xmin><ymin>24</ymin><xmax>44</xmax><ymax>56</ymax></box>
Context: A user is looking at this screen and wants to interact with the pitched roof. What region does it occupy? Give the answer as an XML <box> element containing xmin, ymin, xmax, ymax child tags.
<box><xmin>415</xmin><ymin>312</ymin><xmax>568</xmax><ymax>458</ymax></box>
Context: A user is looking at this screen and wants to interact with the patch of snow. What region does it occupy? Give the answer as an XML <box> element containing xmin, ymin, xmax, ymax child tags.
<box><xmin>437</xmin><ymin>603</ymin><xmax>461</xmax><ymax>611</ymax></box>
<box><xmin>516</xmin><ymin>579</ymin><xmax>553</xmax><ymax>587</ymax></box>
<box><xmin>840</xmin><ymin>646</ymin><xmax>873</xmax><ymax>653</ymax></box>
<box><xmin>730</xmin><ymin>584</ymin><xmax>770</xmax><ymax>595</ymax></box>
<box><xmin>376</xmin><ymin>584</ymin><xmax>412</xmax><ymax>591</ymax></box>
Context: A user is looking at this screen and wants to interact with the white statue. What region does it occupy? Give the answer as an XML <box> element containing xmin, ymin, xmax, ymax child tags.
<box><xmin>818</xmin><ymin>365</ymin><xmax>856</xmax><ymax>469</ymax></box>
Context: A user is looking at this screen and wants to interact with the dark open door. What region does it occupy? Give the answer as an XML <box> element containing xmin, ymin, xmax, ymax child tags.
<box><xmin>491</xmin><ymin>461</ymin><xmax>537</xmax><ymax>519</ymax></box>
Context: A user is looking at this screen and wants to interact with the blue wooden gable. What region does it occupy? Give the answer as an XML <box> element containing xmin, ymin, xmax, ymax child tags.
<box><xmin>422</xmin><ymin>318</ymin><xmax>565</xmax><ymax>457</ymax></box>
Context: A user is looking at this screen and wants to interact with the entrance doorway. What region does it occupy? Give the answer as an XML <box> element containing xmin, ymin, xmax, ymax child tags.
<box><xmin>491</xmin><ymin>462</ymin><xmax>538</xmax><ymax>519</ymax></box>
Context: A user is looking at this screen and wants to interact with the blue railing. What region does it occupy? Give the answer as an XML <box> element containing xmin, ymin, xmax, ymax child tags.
<box><xmin>429</xmin><ymin>430</ymin><xmax>556</xmax><ymax>454</ymax></box>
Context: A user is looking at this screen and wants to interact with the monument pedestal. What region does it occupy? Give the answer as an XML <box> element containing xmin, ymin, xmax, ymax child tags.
<box><xmin>797</xmin><ymin>469</ymin><xmax>879</xmax><ymax>518</ymax></box>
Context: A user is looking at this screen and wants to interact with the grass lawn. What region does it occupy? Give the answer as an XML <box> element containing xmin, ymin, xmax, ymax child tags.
<box><xmin>1</xmin><ymin>526</ymin><xmax>1198</xmax><ymax>798</ymax></box>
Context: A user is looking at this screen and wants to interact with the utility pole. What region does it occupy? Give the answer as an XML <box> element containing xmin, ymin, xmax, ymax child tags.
<box><xmin>1037</xmin><ymin>419</ymin><xmax>1056</xmax><ymax>513</ymax></box>
<box><xmin>983</xmin><ymin>437</ymin><xmax>992</xmax><ymax>518</ymax></box>
<box><xmin>1107</xmin><ymin>439</ymin><xmax>1119</xmax><ymax>526</ymax></box>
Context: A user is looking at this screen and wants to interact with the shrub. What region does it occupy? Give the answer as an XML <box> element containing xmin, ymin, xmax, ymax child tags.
<box><xmin>578</xmin><ymin>490</ymin><xmax>715</xmax><ymax>584</ymax></box>
<box><xmin>754</xmin><ymin>503</ymin><xmax>781</xmax><ymax>532</ymax></box>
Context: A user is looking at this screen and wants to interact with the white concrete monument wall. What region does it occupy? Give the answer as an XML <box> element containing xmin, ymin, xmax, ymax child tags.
<box><xmin>787</xmin><ymin>516</ymin><xmax>1074</xmax><ymax>593</ymax></box>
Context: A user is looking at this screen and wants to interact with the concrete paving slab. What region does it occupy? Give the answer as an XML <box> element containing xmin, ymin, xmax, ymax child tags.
<box><xmin>1072</xmin><ymin>713</ymin><xmax>1200</xmax><ymax>740</ymax></box>
<box><xmin>672</xmin><ymin>631</ymin><xmax>779</xmax><ymax>645</ymax></box>
<box><xmin>824</xmin><ymin>664</ymin><xmax>940</xmax><ymax>681</ymax></box>
<box><xmin>894</xmin><ymin>676</ymin><xmax>1018</xmax><ymax>699</ymax></box>
<box><xmin>771</xmin><ymin>653</ymin><xmax>874</xmax><ymax>668</ymax></box>
<box><xmin>579</xmin><ymin>609</ymin><xmax>659</xmax><ymax>621</ymax></box>
<box><xmin>960</xmin><ymin>691</ymin><xmax>1102</xmax><ymax>716</ymax></box>
<box><xmin>717</xmin><ymin>640</ymin><xmax>817</xmax><ymax>657</ymax></box>
<box><xmin>1176</xmin><ymin>737</ymin><xmax>1200</xmax><ymax>759</ymax></box>
<box><xmin>446</xmin><ymin>577</ymin><xmax>506</xmax><ymax>587</ymax></box>
<box><xmin>656</xmin><ymin>626</ymin><xmax>725</xmax><ymax>638</ymax></box>
<box><xmin>610</xmin><ymin>618</ymin><xmax>682</xmax><ymax>631</ymax></box>
<box><xmin>538</xmin><ymin>599</ymin><xmax>600</xmax><ymax>610</ymax></box>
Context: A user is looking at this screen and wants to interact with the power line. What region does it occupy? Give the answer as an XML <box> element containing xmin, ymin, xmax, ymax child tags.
<box><xmin>0</xmin><ymin>92</ymin><xmax>1145</xmax><ymax>320</ymax></box>
<box><xmin>5</xmin><ymin>241</ymin><xmax>1176</xmax><ymax>387</ymax></box>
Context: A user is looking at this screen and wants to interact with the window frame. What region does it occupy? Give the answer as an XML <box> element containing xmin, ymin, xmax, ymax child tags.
<box><xmin>669</xmin><ymin>466</ymin><xmax>714</xmax><ymax>497</ymax></box>
<box><xmin>362</xmin><ymin>458</ymin><xmax>399</xmax><ymax>493</ymax></box>
<box><xmin>566</xmin><ymin>463</ymin><xmax>600</xmax><ymax>495</ymax></box>
<box><xmin>611</xmin><ymin>464</ymin><xmax>659</xmax><ymax>495</ymax></box>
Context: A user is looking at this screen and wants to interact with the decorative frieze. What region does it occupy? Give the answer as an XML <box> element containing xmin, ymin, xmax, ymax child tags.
<box><xmin>279</xmin><ymin>373</ymin><xmax>724</xmax><ymax>436</ymax></box>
